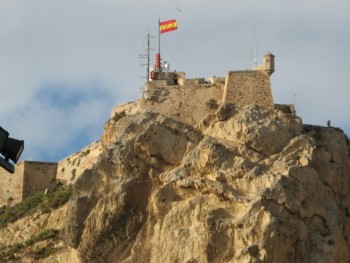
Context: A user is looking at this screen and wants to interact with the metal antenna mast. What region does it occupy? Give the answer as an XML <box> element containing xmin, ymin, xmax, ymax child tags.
<box><xmin>251</xmin><ymin>28</ymin><xmax>257</xmax><ymax>67</ymax></box>
<box><xmin>139</xmin><ymin>33</ymin><xmax>154</xmax><ymax>80</ymax></box>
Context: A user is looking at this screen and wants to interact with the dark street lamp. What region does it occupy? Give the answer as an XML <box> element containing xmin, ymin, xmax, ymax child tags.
<box><xmin>0</xmin><ymin>127</ymin><xmax>24</xmax><ymax>173</ymax></box>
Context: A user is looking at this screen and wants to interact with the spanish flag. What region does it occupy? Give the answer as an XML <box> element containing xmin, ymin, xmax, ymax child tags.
<box><xmin>160</xmin><ymin>19</ymin><xmax>178</xmax><ymax>34</ymax></box>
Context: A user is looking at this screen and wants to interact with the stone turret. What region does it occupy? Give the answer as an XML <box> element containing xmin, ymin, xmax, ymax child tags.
<box><xmin>263</xmin><ymin>52</ymin><xmax>275</xmax><ymax>76</ymax></box>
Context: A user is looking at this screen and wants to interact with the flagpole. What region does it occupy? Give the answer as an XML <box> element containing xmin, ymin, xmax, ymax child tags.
<box><xmin>158</xmin><ymin>17</ymin><xmax>161</xmax><ymax>69</ymax></box>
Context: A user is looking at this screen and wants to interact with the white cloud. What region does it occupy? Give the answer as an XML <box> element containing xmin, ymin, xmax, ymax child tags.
<box><xmin>0</xmin><ymin>0</ymin><xmax>349</xmax><ymax>162</ymax></box>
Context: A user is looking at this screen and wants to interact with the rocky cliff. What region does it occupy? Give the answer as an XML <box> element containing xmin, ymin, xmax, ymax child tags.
<box><xmin>1</xmin><ymin>103</ymin><xmax>350</xmax><ymax>263</ymax></box>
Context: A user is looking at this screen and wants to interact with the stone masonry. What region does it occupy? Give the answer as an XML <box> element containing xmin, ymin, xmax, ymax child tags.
<box><xmin>0</xmin><ymin>161</ymin><xmax>57</xmax><ymax>206</ymax></box>
<box><xmin>0</xmin><ymin>141</ymin><xmax>102</xmax><ymax>207</ymax></box>
<box><xmin>223</xmin><ymin>70</ymin><xmax>274</xmax><ymax>108</ymax></box>
<box><xmin>133</xmin><ymin>52</ymin><xmax>276</xmax><ymax>126</ymax></box>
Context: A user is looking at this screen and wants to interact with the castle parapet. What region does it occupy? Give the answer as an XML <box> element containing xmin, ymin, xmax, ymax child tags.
<box><xmin>253</xmin><ymin>52</ymin><xmax>275</xmax><ymax>76</ymax></box>
<box><xmin>150</xmin><ymin>71</ymin><xmax>185</xmax><ymax>85</ymax></box>
<box><xmin>183</xmin><ymin>78</ymin><xmax>205</xmax><ymax>85</ymax></box>
<box><xmin>263</xmin><ymin>53</ymin><xmax>275</xmax><ymax>76</ymax></box>
<box><xmin>208</xmin><ymin>77</ymin><xmax>226</xmax><ymax>85</ymax></box>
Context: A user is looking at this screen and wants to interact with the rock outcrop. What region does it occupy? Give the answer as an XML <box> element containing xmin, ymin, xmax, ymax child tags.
<box><xmin>2</xmin><ymin>103</ymin><xmax>350</xmax><ymax>263</ymax></box>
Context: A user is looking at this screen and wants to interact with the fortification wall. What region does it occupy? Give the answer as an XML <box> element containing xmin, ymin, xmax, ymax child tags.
<box><xmin>0</xmin><ymin>140</ymin><xmax>103</xmax><ymax>207</ymax></box>
<box><xmin>22</xmin><ymin>162</ymin><xmax>57</xmax><ymax>199</ymax></box>
<box><xmin>112</xmin><ymin>70</ymin><xmax>274</xmax><ymax>127</ymax></box>
<box><xmin>0</xmin><ymin>161</ymin><xmax>57</xmax><ymax>206</ymax></box>
<box><xmin>223</xmin><ymin>71</ymin><xmax>274</xmax><ymax>108</ymax></box>
<box><xmin>57</xmin><ymin>140</ymin><xmax>103</xmax><ymax>185</ymax></box>
<box><xmin>0</xmin><ymin>162</ymin><xmax>24</xmax><ymax>206</ymax></box>
<box><xmin>141</xmin><ymin>83</ymin><xmax>224</xmax><ymax>126</ymax></box>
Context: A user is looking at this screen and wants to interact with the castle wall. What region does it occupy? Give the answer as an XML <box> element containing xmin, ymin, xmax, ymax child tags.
<box><xmin>0</xmin><ymin>140</ymin><xmax>103</xmax><ymax>207</ymax></box>
<box><xmin>0</xmin><ymin>162</ymin><xmax>24</xmax><ymax>206</ymax></box>
<box><xmin>182</xmin><ymin>78</ymin><xmax>205</xmax><ymax>85</ymax></box>
<box><xmin>0</xmin><ymin>161</ymin><xmax>57</xmax><ymax>206</ymax></box>
<box><xmin>116</xmin><ymin>70</ymin><xmax>274</xmax><ymax>127</ymax></box>
<box><xmin>208</xmin><ymin>77</ymin><xmax>226</xmax><ymax>85</ymax></box>
<box><xmin>22</xmin><ymin>162</ymin><xmax>57</xmax><ymax>199</ymax></box>
<box><xmin>223</xmin><ymin>71</ymin><xmax>274</xmax><ymax>108</ymax></box>
<box><xmin>141</xmin><ymin>83</ymin><xmax>224</xmax><ymax>126</ymax></box>
<box><xmin>141</xmin><ymin>69</ymin><xmax>274</xmax><ymax>126</ymax></box>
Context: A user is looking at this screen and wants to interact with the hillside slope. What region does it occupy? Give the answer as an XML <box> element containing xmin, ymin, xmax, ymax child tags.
<box><xmin>1</xmin><ymin>103</ymin><xmax>350</xmax><ymax>263</ymax></box>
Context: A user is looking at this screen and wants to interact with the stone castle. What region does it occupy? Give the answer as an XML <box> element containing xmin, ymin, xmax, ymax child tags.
<box><xmin>0</xmin><ymin>53</ymin><xmax>281</xmax><ymax>207</ymax></box>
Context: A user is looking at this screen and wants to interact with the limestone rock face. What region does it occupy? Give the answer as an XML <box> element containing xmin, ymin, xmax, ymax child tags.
<box><xmin>3</xmin><ymin>104</ymin><xmax>349</xmax><ymax>262</ymax></box>
<box><xmin>58</xmin><ymin>104</ymin><xmax>350</xmax><ymax>263</ymax></box>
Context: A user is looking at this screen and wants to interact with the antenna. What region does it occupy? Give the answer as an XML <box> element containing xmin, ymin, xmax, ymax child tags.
<box><xmin>251</xmin><ymin>40</ymin><xmax>257</xmax><ymax>66</ymax></box>
<box><xmin>139</xmin><ymin>33</ymin><xmax>155</xmax><ymax>80</ymax></box>
<box><xmin>251</xmin><ymin>27</ymin><xmax>257</xmax><ymax>67</ymax></box>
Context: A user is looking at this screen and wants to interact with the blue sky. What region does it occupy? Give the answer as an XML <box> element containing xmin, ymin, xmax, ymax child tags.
<box><xmin>0</xmin><ymin>0</ymin><xmax>349</xmax><ymax>162</ymax></box>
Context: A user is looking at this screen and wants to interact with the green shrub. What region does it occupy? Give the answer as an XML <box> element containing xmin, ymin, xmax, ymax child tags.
<box><xmin>0</xmin><ymin>185</ymin><xmax>72</xmax><ymax>228</ymax></box>
<box><xmin>81</xmin><ymin>149</ymin><xmax>90</xmax><ymax>157</ymax></box>
<box><xmin>113</xmin><ymin>110</ymin><xmax>126</xmax><ymax>122</ymax></box>
<box><xmin>0</xmin><ymin>228</ymin><xmax>59</xmax><ymax>260</ymax></box>
<box><xmin>206</xmin><ymin>99</ymin><xmax>218</xmax><ymax>110</ymax></box>
<box><xmin>71</xmin><ymin>168</ymin><xmax>77</xmax><ymax>181</ymax></box>
<box><xmin>24</xmin><ymin>238</ymin><xmax>35</xmax><ymax>247</ymax></box>
<box><xmin>34</xmin><ymin>246</ymin><xmax>56</xmax><ymax>258</ymax></box>
<box><xmin>0</xmin><ymin>191</ymin><xmax>43</xmax><ymax>228</ymax></box>
<box><xmin>36</xmin><ymin>228</ymin><xmax>58</xmax><ymax>240</ymax></box>
<box><xmin>0</xmin><ymin>242</ymin><xmax>23</xmax><ymax>260</ymax></box>
<box><xmin>275</xmin><ymin>104</ymin><xmax>293</xmax><ymax>114</ymax></box>
<box><xmin>40</xmin><ymin>185</ymin><xmax>73</xmax><ymax>210</ymax></box>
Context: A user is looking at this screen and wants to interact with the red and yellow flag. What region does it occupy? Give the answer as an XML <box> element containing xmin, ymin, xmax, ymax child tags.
<box><xmin>159</xmin><ymin>19</ymin><xmax>178</xmax><ymax>34</ymax></box>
